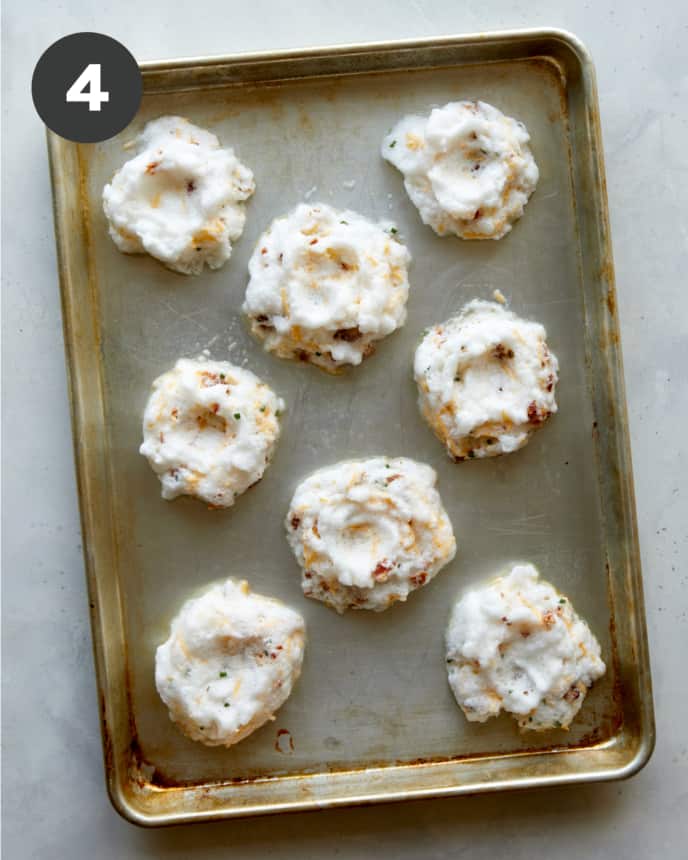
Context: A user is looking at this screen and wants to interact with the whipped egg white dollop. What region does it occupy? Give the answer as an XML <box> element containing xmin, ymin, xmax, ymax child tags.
<box><xmin>446</xmin><ymin>563</ymin><xmax>606</xmax><ymax>731</ymax></box>
<box><xmin>155</xmin><ymin>579</ymin><xmax>305</xmax><ymax>747</ymax></box>
<box><xmin>414</xmin><ymin>300</ymin><xmax>558</xmax><ymax>461</ymax></box>
<box><xmin>243</xmin><ymin>203</ymin><xmax>411</xmax><ymax>372</ymax></box>
<box><xmin>382</xmin><ymin>100</ymin><xmax>538</xmax><ymax>240</ymax></box>
<box><xmin>140</xmin><ymin>356</ymin><xmax>284</xmax><ymax>507</ymax></box>
<box><xmin>103</xmin><ymin>116</ymin><xmax>255</xmax><ymax>274</ymax></box>
<box><xmin>286</xmin><ymin>456</ymin><xmax>456</xmax><ymax>612</ymax></box>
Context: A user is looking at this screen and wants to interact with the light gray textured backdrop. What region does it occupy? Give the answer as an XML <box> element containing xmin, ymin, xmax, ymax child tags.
<box><xmin>2</xmin><ymin>1</ymin><xmax>687</xmax><ymax>857</ymax></box>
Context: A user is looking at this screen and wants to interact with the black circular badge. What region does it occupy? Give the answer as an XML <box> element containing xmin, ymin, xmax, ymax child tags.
<box><xmin>32</xmin><ymin>32</ymin><xmax>142</xmax><ymax>143</ymax></box>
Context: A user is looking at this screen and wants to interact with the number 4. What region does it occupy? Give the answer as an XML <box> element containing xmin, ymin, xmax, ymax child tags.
<box><xmin>66</xmin><ymin>63</ymin><xmax>110</xmax><ymax>112</ymax></box>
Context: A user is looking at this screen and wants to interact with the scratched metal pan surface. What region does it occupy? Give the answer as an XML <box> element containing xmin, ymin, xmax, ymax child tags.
<box><xmin>48</xmin><ymin>29</ymin><xmax>654</xmax><ymax>826</ymax></box>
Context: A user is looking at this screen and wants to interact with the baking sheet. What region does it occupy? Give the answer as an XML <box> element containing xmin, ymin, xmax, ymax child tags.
<box><xmin>48</xmin><ymin>29</ymin><xmax>654</xmax><ymax>825</ymax></box>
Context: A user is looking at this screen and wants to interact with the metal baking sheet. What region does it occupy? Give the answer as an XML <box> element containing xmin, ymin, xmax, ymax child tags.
<box><xmin>48</xmin><ymin>29</ymin><xmax>654</xmax><ymax>826</ymax></box>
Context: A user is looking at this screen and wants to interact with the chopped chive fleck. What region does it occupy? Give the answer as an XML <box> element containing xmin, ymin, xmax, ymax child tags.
<box><xmin>389</xmin><ymin>227</ymin><xmax>398</xmax><ymax>235</ymax></box>
<box><xmin>219</xmin><ymin>373</ymin><xmax>225</xmax><ymax>380</ymax></box>
<box><xmin>340</xmin><ymin>220</ymin><xmax>349</xmax><ymax>225</ymax></box>
<box><xmin>219</xmin><ymin>671</ymin><xmax>227</xmax><ymax>678</ymax></box>
<box><xmin>224</xmin><ymin>702</ymin><xmax>230</xmax><ymax>708</ymax></box>
<box><xmin>559</xmin><ymin>598</ymin><xmax>566</xmax><ymax>604</ymax></box>
<box><xmin>315</xmin><ymin>352</ymin><xmax>322</xmax><ymax>357</ymax></box>
<box><xmin>390</xmin><ymin>140</ymin><xmax>397</xmax><ymax>148</ymax></box>
<box><xmin>234</xmin><ymin>413</ymin><xmax>241</xmax><ymax>420</ymax></box>
<box><xmin>554</xmin><ymin>721</ymin><xmax>562</xmax><ymax>728</ymax></box>
<box><xmin>260</xmin><ymin>405</ymin><xmax>266</xmax><ymax>412</ymax></box>
<box><xmin>276</xmin><ymin>409</ymin><xmax>282</xmax><ymax>417</ymax></box>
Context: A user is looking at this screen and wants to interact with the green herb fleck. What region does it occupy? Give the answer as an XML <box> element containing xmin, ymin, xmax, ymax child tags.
<box><xmin>559</xmin><ymin>598</ymin><xmax>566</xmax><ymax>604</ymax></box>
<box><xmin>554</xmin><ymin>720</ymin><xmax>562</xmax><ymax>728</ymax></box>
<box><xmin>219</xmin><ymin>671</ymin><xmax>227</xmax><ymax>678</ymax></box>
<box><xmin>276</xmin><ymin>409</ymin><xmax>282</xmax><ymax>418</ymax></box>
<box><xmin>219</xmin><ymin>373</ymin><xmax>225</xmax><ymax>380</ymax></box>
<box><xmin>340</xmin><ymin>220</ymin><xmax>349</xmax><ymax>225</ymax></box>
<box><xmin>234</xmin><ymin>413</ymin><xmax>241</xmax><ymax>420</ymax></box>
<box><xmin>224</xmin><ymin>702</ymin><xmax>230</xmax><ymax>708</ymax></box>
<box><xmin>315</xmin><ymin>352</ymin><xmax>322</xmax><ymax>357</ymax></box>
<box><xmin>390</xmin><ymin>139</ymin><xmax>397</xmax><ymax>148</ymax></box>
<box><xmin>389</xmin><ymin>227</ymin><xmax>398</xmax><ymax>235</ymax></box>
<box><xmin>260</xmin><ymin>405</ymin><xmax>266</xmax><ymax>412</ymax></box>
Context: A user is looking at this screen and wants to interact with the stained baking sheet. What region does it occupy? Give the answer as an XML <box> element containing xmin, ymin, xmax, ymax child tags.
<box><xmin>48</xmin><ymin>29</ymin><xmax>654</xmax><ymax>825</ymax></box>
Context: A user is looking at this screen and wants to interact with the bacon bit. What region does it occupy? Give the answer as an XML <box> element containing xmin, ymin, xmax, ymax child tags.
<box><xmin>501</xmin><ymin>616</ymin><xmax>508</xmax><ymax>623</ymax></box>
<box><xmin>372</xmin><ymin>561</ymin><xmax>392</xmax><ymax>582</ymax></box>
<box><xmin>145</xmin><ymin>161</ymin><xmax>160</xmax><ymax>174</ymax></box>
<box><xmin>546</xmin><ymin>374</ymin><xmax>555</xmax><ymax>392</ymax></box>
<box><xmin>261</xmin><ymin>247</ymin><xmax>268</xmax><ymax>255</ymax></box>
<box><xmin>255</xmin><ymin>314</ymin><xmax>269</xmax><ymax>323</ymax></box>
<box><xmin>210</xmin><ymin>402</ymin><xmax>219</xmax><ymax>414</ymax></box>
<box><xmin>159</xmin><ymin>432</ymin><xmax>164</xmax><ymax>443</ymax></box>
<box><xmin>542</xmin><ymin>610</ymin><xmax>556</xmax><ymax>629</ymax></box>
<box><xmin>276</xmin><ymin>645</ymin><xmax>283</xmax><ymax>650</ymax></box>
<box><xmin>564</xmin><ymin>685</ymin><xmax>581</xmax><ymax>703</ymax></box>
<box><xmin>493</xmin><ymin>343</ymin><xmax>515</xmax><ymax>361</ymax></box>
<box><xmin>340</xmin><ymin>262</ymin><xmax>351</xmax><ymax>271</ymax></box>
<box><xmin>171</xmin><ymin>408</ymin><xmax>178</xmax><ymax>418</ymax></box>
<box><xmin>333</xmin><ymin>326</ymin><xmax>361</xmax><ymax>342</ymax></box>
<box><xmin>290</xmin><ymin>516</ymin><xmax>301</xmax><ymax>530</ymax></box>
<box><xmin>186</xmin><ymin>180</ymin><xmax>195</xmax><ymax>193</ymax></box>
<box><xmin>386</xmin><ymin>474</ymin><xmax>402</xmax><ymax>484</ymax></box>
<box><xmin>304</xmin><ymin>571</ymin><xmax>313</xmax><ymax>579</ymax></box>
<box><xmin>278</xmin><ymin>253</ymin><xmax>284</xmax><ymax>263</ymax></box>
<box><xmin>520</xmin><ymin>628</ymin><xmax>531</xmax><ymax>638</ymax></box>
<box><xmin>527</xmin><ymin>401</ymin><xmax>542</xmax><ymax>424</ymax></box>
<box><xmin>410</xmin><ymin>571</ymin><xmax>427</xmax><ymax>586</ymax></box>
<box><xmin>309</xmin><ymin>238</ymin><xmax>318</xmax><ymax>245</ymax></box>
<box><xmin>473</xmin><ymin>208</ymin><xmax>482</xmax><ymax>220</ymax></box>
<box><xmin>270</xmin><ymin>652</ymin><xmax>277</xmax><ymax>659</ymax></box>
<box><xmin>297</xmin><ymin>349</ymin><xmax>310</xmax><ymax>361</ymax></box>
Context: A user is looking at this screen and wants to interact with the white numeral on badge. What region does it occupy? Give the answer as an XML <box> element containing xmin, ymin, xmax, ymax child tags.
<box><xmin>66</xmin><ymin>63</ymin><xmax>110</xmax><ymax>112</ymax></box>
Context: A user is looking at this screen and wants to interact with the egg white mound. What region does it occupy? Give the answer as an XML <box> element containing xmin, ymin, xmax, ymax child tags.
<box><xmin>140</xmin><ymin>356</ymin><xmax>284</xmax><ymax>507</ymax></box>
<box><xmin>382</xmin><ymin>100</ymin><xmax>538</xmax><ymax>240</ymax></box>
<box><xmin>242</xmin><ymin>203</ymin><xmax>411</xmax><ymax>373</ymax></box>
<box><xmin>286</xmin><ymin>457</ymin><xmax>456</xmax><ymax>613</ymax></box>
<box><xmin>103</xmin><ymin>116</ymin><xmax>255</xmax><ymax>274</ymax></box>
<box><xmin>155</xmin><ymin>579</ymin><xmax>306</xmax><ymax>747</ymax></box>
<box><xmin>446</xmin><ymin>563</ymin><xmax>605</xmax><ymax>731</ymax></box>
<box><xmin>414</xmin><ymin>300</ymin><xmax>558</xmax><ymax>461</ymax></box>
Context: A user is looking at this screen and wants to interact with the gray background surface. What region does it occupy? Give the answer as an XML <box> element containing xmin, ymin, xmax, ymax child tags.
<box><xmin>2</xmin><ymin>1</ymin><xmax>687</xmax><ymax>857</ymax></box>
